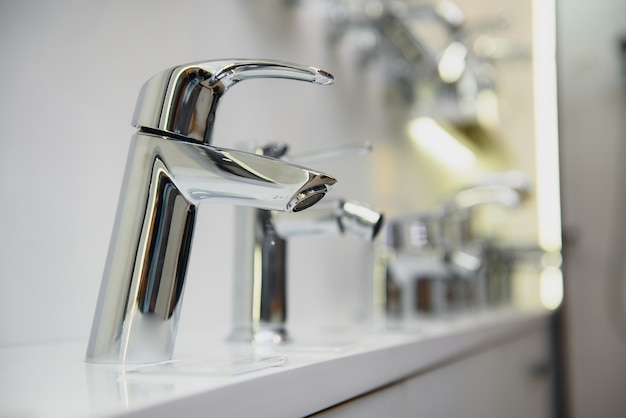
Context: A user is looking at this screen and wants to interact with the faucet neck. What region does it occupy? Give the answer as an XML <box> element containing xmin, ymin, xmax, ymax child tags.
<box><xmin>87</xmin><ymin>137</ymin><xmax>198</xmax><ymax>363</ymax></box>
<box><xmin>87</xmin><ymin>132</ymin><xmax>336</xmax><ymax>363</ymax></box>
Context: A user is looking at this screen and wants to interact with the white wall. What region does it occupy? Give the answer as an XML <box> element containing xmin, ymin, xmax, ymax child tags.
<box><xmin>557</xmin><ymin>0</ymin><xmax>626</xmax><ymax>416</ymax></box>
<box><xmin>0</xmin><ymin>0</ymin><xmax>362</xmax><ymax>346</ymax></box>
<box><xmin>0</xmin><ymin>0</ymin><xmax>536</xmax><ymax>350</ymax></box>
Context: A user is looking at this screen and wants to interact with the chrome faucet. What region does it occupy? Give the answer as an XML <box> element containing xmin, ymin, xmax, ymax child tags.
<box><xmin>228</xmin><ymin>142</ymin><xmax>384</xmax><ymax>344</ymax></box>
<box><xmin>86</xmin><ymin>60</ymin><xmax>337</xmax><ymax>364</ymax></box>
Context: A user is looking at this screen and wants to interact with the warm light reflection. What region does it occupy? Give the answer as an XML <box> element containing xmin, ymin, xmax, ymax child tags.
<box><xmin>438</xmin><ymin>41</ymin><xmax>468</xmax><ymax>83</ymax></box>
<box><xmin>408</xmin><ymin>117</ymin><xmax>476</xmax><ymax>170</ymax></box>
<box><xmin>540</xmin><ymin>267</ymin><xmax>563</xmax><ymax>310</ymax></box>
<box><xmin>532</xmin><ymin>0</ymin><xmax>562</xmax><ymax>252</ymax></box>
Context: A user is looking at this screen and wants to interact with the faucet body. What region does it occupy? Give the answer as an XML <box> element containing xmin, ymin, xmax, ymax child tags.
<box><xmin>87</xmin><ymin>60</ymin><xmax>336</xmax><ymax>364</ymax></box>
<box><xmin>228</xmin><ymin>144</ymin><xmax>384</xmax><ymax>344</ymax></box>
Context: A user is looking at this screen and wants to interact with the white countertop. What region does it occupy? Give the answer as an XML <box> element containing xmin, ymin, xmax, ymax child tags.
<box><xmin>0</xmin><ymin>309</ymin><xmax>550</xmax><ymax>418</ymax></box>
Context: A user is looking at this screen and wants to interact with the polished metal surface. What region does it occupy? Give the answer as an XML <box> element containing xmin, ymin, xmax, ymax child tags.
<box><xmin>132</xmin><ymin>59</ymin><xmax>333</xmax><ymax>144</ymax></box>
<box><xmin>228</xmin><ymin>143</ymin><xmax>384</xmax><ymax>344</ymax></box>
<box><xmin>87</xmin><ymin>59</ymin><xmax>336</xmax><ymax>364</ymax></box>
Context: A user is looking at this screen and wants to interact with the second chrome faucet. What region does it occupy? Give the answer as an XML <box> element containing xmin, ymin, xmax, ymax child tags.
<box><xmin>228</xmin><ymin>142</ymin><xmax>384</xmax><ymax>344</ymax></box>
<box><xmin>87</xmin><ymin>59</ymin><xmax>338</xmax><ymax>364</ymax></box>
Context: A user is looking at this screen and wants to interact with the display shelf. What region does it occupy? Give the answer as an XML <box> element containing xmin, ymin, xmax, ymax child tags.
<box><xmin>0</xmin><ymin>309</ymin><xmax>549</xmax><ymax>418</ymax></box>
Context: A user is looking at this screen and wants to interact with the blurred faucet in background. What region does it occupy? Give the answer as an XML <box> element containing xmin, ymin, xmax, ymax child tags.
<box><xmin>381</xmin><ymin>171</ymin><xmax>531</xmax><ymax>323</ymax></box>
<box><xmin>438</xmin><ymin>171</ymin><xmax>532</xmax><ymax>308</ymax></box>
<box><xmin>228</xmin><ymin>142</ymin><xmax>384</xmax><ymax>344</ymax></box>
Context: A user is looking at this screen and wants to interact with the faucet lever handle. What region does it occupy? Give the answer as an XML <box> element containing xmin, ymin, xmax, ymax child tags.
<box><xmin>132</xmin><ymin>59</ymin><xmax>334</xmax><ymax>144</ymax></box>
<box><xmin>444</xmin><ymin>171</ymin><xmax>532</xmax><ymax>213</ymax></box>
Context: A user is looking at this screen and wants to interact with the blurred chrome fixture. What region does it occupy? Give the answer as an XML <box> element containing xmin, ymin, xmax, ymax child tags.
<box><xmin>228</xmin><ymin>142</ymin><xmax>384</xmax><ymax>344</ymax></box>
<box><xmin>408</xmin><ymin>117</ymin><xmax>476</xmax><ymax>170</ymax></box>
<box><xmin>384</xmin><ymin>213</ymin><xmax>450</xmax><ymax>319</ymax></box>
<box><xmin>438</xmin><ymin>172</ymin><xmax>532</xmax><ymax>307</ymax></box>
<box><xmin>327</xmin><ymin>0</ymin><xmax>440</xmax><ymax>87</ymax></box>
<box><xmin>327</xmin><ymin>0</ymin><xmax>527</xmax><ymax>124</ymax></box>
<box><xmin>382</xmin><ymin>171</ymin><xmax>532</xmax><ymax>319</ymax></box>
<box><xmin>388</xmin><ymin>171</ymin><xmax>530</xmax><ymax>256</ymax></box>
<box><xmin>86</xmin><ymin>59</ymin><xmax>336</xmax><ymax>364</ymax></box>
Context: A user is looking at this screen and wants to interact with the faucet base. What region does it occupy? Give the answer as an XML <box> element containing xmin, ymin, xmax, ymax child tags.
<box><xmin>226</xmin><ymin>326</ymin><xmax>291</xmax><ymax>345</ymax></box>
<box><xmin>253</xmin><ymin>328</ymin><xmax>290</xmax><ymax>345</ymax></box>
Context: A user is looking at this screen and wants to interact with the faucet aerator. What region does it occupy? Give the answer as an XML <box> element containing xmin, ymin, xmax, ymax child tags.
<box><xmin>291</xmin><ymin>186</ymin><xmax>329</xmax><ymax>212</ymax></box>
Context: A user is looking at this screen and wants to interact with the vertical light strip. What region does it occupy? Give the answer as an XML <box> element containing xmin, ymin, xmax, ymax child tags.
<box><xmin>532</xmin><ymin>0</ymin><xmax>562</xmax><ymax>252</ymax></box>
<box><xmin>533</xmin><ymin>0</ymin><xmax>563</xmax><ymax>310</ymax></box>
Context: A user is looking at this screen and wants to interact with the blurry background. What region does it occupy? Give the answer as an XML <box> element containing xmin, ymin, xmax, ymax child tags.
<box><xmin>0</xmin><ymin>0</ymin><xmax>624</xmax><ymax>416</ymax></box>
